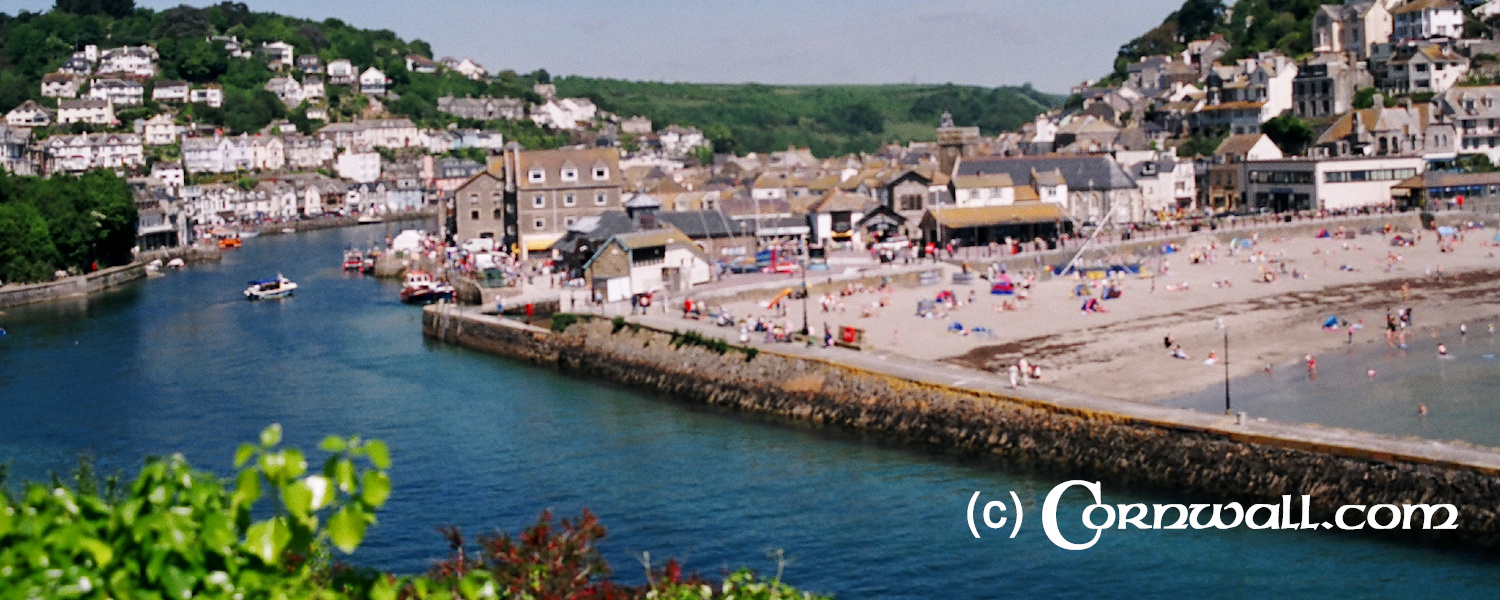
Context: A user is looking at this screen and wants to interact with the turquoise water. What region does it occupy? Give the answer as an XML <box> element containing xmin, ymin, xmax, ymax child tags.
<box><xmin>1167</xmin><ymin>333</ymin><xmax>1500</xmax><ymax>448</ymax></box>
<box><xmin>3</xmin><ymin>224</ymin><xmax>1500</xmax><ymax>598</ymax></box>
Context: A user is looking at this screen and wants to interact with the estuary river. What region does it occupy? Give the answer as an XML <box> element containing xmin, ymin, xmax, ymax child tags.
<box><xmin>3</xmin><ymin>224</ymin><xmax>1499</xmax><ymax>598</ymax></box>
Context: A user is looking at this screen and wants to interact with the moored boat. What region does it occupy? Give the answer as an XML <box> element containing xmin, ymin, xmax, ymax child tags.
<box><xmin>399</xmin><ymin>270</ymin><xmax>454</xmax><ymax>304</ymax></box>
<box><xmin>244</xmin><ymin>274</ymin><xmax>297</xmax><ymax>300</ymax></box>
<box><xmin>342</xmin><ymin>249</ymin><xmax>365</xmax><ymax>271</ymax></box>
<box><xmin>357</xmin><ymin>215</ymin><xmax>384</xmax><ymax>224</ymax></box>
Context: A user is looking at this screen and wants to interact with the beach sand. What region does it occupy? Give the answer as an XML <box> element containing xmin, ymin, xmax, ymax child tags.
<box><xmin>688</xmin><ymin>225</ymin><xmax>1500</xmax><ymax>403</ymax></box>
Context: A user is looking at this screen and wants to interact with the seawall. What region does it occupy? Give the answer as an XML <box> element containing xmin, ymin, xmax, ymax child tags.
<box><xmin>424</xmin><ymin>305</ymin><xmax>1500</xmax><ymax>549</ymax></box>
<box><xmin>0</xmin><ymin>262</ymin><xmax>147</xmax><ymax>309</ymax></box>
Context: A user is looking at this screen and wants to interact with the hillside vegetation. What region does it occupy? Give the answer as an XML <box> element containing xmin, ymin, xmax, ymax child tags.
<box><xmin>556</xmin><ymin>78</ymin><xmax>1061</xmax><ymax>156</ymax></box>
<box><xmin>1</xmin><ymin>2</ymin><xmax>1058</xmax><ymax>156</ymax></box>
<box><xmin>1113</xmin><ymin>0</ymin><xmax>1367</xmax><ymax>78</ymax></box>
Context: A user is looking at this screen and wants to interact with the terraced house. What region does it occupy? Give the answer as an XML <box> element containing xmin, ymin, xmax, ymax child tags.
<box><xmin>512</xmin><ymin>147</ymin><xmax>623</xmax><ymax>257</ymax></box>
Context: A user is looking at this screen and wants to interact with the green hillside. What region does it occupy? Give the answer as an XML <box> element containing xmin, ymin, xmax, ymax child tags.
<box><xmin>0</xmin><ymin>2</ymin><xmax>1058</xmax><ymax>156</ymax></box>
<box><xmin>555</xmin><ymin>78</ymin><xmax>1061</xmax><ymax>156</ymax></box>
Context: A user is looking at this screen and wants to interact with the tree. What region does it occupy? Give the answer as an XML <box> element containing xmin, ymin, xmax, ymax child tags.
<box><xmin>1261</xmin><ymin>113</ymin><xmax>1315</xmax><ymax>156</ymax></box>
<box><xmin>0</xmin><ymin>201</ymin><xmax>59</xmax><ymax>283</ymax></box>
<box><xmin>53</xmin><ymin>0</ymin><xmax>135</xmax><ymax>18</ymax></box>
<box><xmin>1175</xmin><ymin>0</ymin><xmax>1224</xmax><ymax>41</ymax></box>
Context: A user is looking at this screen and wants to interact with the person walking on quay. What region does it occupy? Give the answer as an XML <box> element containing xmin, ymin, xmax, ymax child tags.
<box><xmin>1008</xmin><ymin>363</ymin><xmax>1020</xmax><ymax>389</ymax></box>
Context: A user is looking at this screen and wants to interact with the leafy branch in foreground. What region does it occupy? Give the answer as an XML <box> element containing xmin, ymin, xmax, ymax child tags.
<box><xmin>0</xmin><ymin>424</ymin><xmax>828</xmax><ymax>599</ymax></box>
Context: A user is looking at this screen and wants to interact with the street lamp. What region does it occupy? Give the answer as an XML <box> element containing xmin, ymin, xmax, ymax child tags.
<box><xmin>800</xmin><ymin>239</ymin><xmax>810</xmax><ymax>336</ymax></box>
<box><xmin>1223</xmin><ymin>325</ymin><xmax>1231</xmax><ymax>415</ymax></box>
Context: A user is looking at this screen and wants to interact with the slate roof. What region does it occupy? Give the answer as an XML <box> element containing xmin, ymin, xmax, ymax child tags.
<box><xmin>954</xmin><ymin>155</ymin><xmax>1136</xmax><ymax>191</ymax></box>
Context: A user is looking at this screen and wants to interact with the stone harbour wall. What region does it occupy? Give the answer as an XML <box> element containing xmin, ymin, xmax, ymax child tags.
<box><xmin>0</xmin><ymin>263</ymin><xmax>146</xmax><ymax>309</ymax></box>
<box><xmin>423</xmin><ymin>307</ymin><xmax>1500</xmax><ymax>549</ymax></box>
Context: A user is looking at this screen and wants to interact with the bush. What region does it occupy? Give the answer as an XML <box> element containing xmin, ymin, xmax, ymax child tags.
<box><xmin>552</xmin><ymin>313</ymin><xmax>585</xmax><ymax>332</ymax></box>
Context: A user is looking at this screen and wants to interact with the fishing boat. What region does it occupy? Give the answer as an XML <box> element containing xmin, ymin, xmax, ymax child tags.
<box><xmin>357</xmin><ymin>215</ymin><xmax>384</xmax><ymax>224</ymax></box>
<box><xmin>218</xmin><ymin>236</ymin><xmax>243</xmax><ymax>249</ymax></box>
<box><xmin>342</xmin><ymin>249</ymin><xmax>365</xmax><ymax>271</ymax></box>
<box><xmin>244</xmin><ymin>274</ymin><xmax>297</xmax><ymax>300</ymax></box>
<box><xmin>399</xmin><ymin>270</ymin><xmax>455</xmax><ymax>304</ymax></box>
<box><xmin>360</xmin><ymin>252</ymin><xmax>377</xmax><ymax>275</ymax></box>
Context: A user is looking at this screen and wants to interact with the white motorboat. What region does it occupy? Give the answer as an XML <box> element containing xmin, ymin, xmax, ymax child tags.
<box><xmin>244</xmin><ymin>274</ymin><xmax>298</xmax><ymax>300</ymax></box>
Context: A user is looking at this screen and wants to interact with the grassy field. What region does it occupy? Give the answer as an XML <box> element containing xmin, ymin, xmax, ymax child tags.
<box><xmin>555</xmin><ymin>78</ymin><xmax>1061</xmax><ymax>156</ymax></box>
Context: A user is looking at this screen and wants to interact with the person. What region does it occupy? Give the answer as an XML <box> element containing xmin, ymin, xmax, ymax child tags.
<box><xmin>1164</xmin><ymin>334</ymin><xmax>1175</xmax><ymax>349</ymax></box>
<box><xmin>1017</xmin><ymin>357</ymin><xmax>1031</xmax><ymax>385</ymax></box>
<box><xmin>1171</xmin><ymin>345</ymin><xmax>1189</xmax><ymax>360</ymax></box>
<box><xmin>1348</xmin><ymin>323</ymin><xmax>1355</xmax><ymax>344</ymax></box>
<box><xmin>1008</xmin><ymin>364</ymin><xmax>1020</xmax><ymax>389</ymax></box>
<box><xmin>1461</xmin><ymin>323</ymin><xmax>1468</xmax><ymax>336</ymax></box>
<box><xmin>1030</xmin><ymin>364</ymin><xmax>1042</xmax><ymax>381</ymax></box>
<box><xmin>1438</xmin><ymin>343</ymin><xmax>1448</xmax><ymax>357</ymax></box>
<box><xmin>1305</xmin><ymin>354</ymin><xmax>1317</xmax><ymax>375</ymax></box>
<box><xmin>1419</xmin><ymin>403</ymin><xmax>1429</xmax><ymax>417</ymax></box>
<box><xmin>1204</xmin><ymin>351</ymin><xmax>1218</xmax><ymax>365</ymax></box>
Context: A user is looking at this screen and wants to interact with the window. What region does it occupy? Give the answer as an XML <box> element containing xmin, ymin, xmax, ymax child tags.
<box><xmin>528</xmin><ymin>169</ymin><xmax>544</xmax><ymax>183</ymax></box>
<box><xmin>492</xmin><ymin>208</ymin><xmax>502</xmax><ymax>219</ymax></box>
<box><xmin>563</xmin><ymin>193</ymin><xmax>576</xmax><ymax>207</ymax></box>
<box><xmin>592</xmin><ymin>166</ymin><xmax>608</xmax><ymax>180</ymax></box>
<box><xmin>469</xmin><ymin>193</ymin><xmax>478</xmax><ymax>204</ymax></box>
<box><xmin>492</xmin><ymin>192</ymin><xmax>502</xmax><ymax>204</ymax></box>
<box><xmin>532</xmin><ymin>195</ymin><xmax>544</xmax><ymax>208</ymax></box>
<box><xmin>533</xmin><ymin>218</ymin><xmax>545</xmax><ymax>230</ymax></box>
<box><xmin>470</xmin><ymin>210</ymin><xmax>479</xmax><ymax>220</ymax></box>
<box><xmin>564</xmin><ymin>216</ymin><xmax>576</xmax><ymax>228</ymax></box>
<box><xmin>561</xmin><ymin>168</ymin><xmax>578</xmax><ymax>182</ymax></box>
<box><xmin>594</xmin><ymin>192</ymin><xmax>607</xmax><ymax>206</ymax></box>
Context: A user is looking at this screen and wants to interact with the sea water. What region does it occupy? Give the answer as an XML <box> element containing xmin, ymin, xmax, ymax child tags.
<box><xmin>3</xmin><ymin>225</ymin><xmax>1500</xmax><ymax>598</ymax></box>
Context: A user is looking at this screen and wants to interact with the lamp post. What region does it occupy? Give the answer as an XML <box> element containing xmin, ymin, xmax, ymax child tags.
<box><xmin>1224</xmin><ymin>325</ymin><xmax>1232</xmax><ymax>416</ymax></box>
<box><xmin>800</xmin><ymin>239</ymin><xmax>810</xmax><ymax>336</ymax></box>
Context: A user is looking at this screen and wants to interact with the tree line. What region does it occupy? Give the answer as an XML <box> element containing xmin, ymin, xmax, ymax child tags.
<box><xmin>0</xmin><ymin>170</ymin><xmax>136</xmax><ymax>284</ymax></box>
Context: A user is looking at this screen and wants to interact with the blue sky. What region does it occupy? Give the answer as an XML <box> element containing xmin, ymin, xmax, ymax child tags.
<box><xmin>1</xmin><ymin>0</ymin><xmax>1185</xmax><ymax>93</ymax></box>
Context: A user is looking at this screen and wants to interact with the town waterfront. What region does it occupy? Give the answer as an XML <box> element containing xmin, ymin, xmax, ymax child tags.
<box><xmin>4</xmin><ymin>225</ymin><xmax>1500</xmax><ymax>598</ymax></box>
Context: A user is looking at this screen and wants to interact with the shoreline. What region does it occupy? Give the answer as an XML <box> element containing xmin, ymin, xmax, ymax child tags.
<box><xmin>423</xmin><ymin>305</ymin><xmax>1500</xmax><ymax>551</ymax></box>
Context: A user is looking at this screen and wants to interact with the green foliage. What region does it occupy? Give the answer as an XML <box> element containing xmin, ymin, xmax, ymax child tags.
<box><xmin>1456</xmin><ymin>153</ymin><xmax>1500</xmax><ymax>173</ymax></box>
<box><xmin>52</xmin><ymin>0</ymin><xmax>135</xmax><ymax>18</ymax></box>
<box><xmin>555</xmin><ymin>78</ymin><xmax>1058</xmax><ymax>155</ymax></box>
<box><xmin>1260</xmin><ymin>113</ymin><xmax>1315</xmax><ymax>155</ymax></box>
<box><xmin>1115</xmin><ymin>0</ymin><xmax>1347</xmax><ymax>76</ymax></box>
<box><xmin>1175</xmin><ymin>134</ymin><xmax>1224</xmax><ymax>158</ymax></box>
<box><xmin>611</xmin><ymin>315</ymin><xmax>626</xmax><ymax>333</ymax></box>
<box><xmin>0</xmin><ymin>424</ymin><xmax>391</xmax><ymax>599</ymax></box>
<box><xmin>552</xmin><ymin>313</ymin><xmax>586</xmax><ymax>332</ymax></box>
<box><xmin>0</xmin><ymin>170</ymin><xmax>136</xmax><ymax>282</ymax></box>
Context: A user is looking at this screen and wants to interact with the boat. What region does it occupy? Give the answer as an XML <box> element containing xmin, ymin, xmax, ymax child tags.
<box><xmin>360</xmin><ymin>253</ymin><xmax>377</xmax><ymax>275</ymax></box>
<box><xmin>218</xmin><ymin>236</ymin><xmax>243</xmax><ymax>249</ymax></box>
<box><xmin>244</xmin><ymin>274</ymin><xmax>297</xmax><ymax>300</ymax></box>
<box><xmin>342</xmin><ymin>250</ymin><xmax>365</xmax><ymax>271</ymax></box>
<box><xmin>399</xmin><ymin>270</ymin><xmax>455</xmax><ymax>304</ymax></box>
<box><xmin>281</xmin><ymin>227</ymin><xmax>296</xmax><ymax>234</ymax></box>
<box><xmin>165</xmin><ymin>258</ymin><xmax>186</xmax><ymax>269</ymax></box>
<box><xmin>357</xmin><ymin>215</ymin><xmax>384</xmax><ymax>224</ymax></box>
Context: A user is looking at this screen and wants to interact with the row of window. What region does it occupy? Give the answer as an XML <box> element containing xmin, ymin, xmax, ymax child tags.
<box><xmin>468</xmin><ymin>210</ymin><xmax>575</xmax><ymax>231</ymax></box>
<box><xmin>1324</xmin><ymin>168</ymin><xmax>1417</xmax><ymax>183</ymax></box>
<box><xmin>532</xmin><ymin>192</ymin><xmax>609</xmax><ymax>208</ymax></box>
<box><xmin>528</xmin><ymin>166</ymin><xmax>609</xmax><ymax>184</ymax></box>
<box><xmin>1247</xmin><ymin>170</ymin><xmax>1314</xmax><ymax>184</ymax></box>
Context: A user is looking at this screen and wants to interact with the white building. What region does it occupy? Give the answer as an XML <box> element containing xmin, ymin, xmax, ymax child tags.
<box><xmin>658</xmin><ymin>125</ymin><xmax>708</xmax><ymax>158</ymax></box>
<box><xmin>264</xmin><ymin>76</ymin><xmax>303</xmax><ymax>107</ymax></box>
<box><xmin>583</xmin><ymin>225</ymin><xmax>713</xmax><ymax>302</ymax></box>
<box><xmin>530</xmin><ymin>98</ymin><xmax>597</xmax><ymax>130</ymax></box>
<box><xmin>1391</xmin><ymin>0</ymin><xmax>1464</xmax><ymax>41</ymax></box>
<box><xmin>5</xmin><ymin>100</ymin><xmax>53</xmax><ymax>128</ymax></box>
<box><xmin>142</xmin><ymin>113</ymin><xmax>180</xmax><ymax>146</ymax></box>
<box><xmin>326</xmin><ymin>59</ymin><xmax>356</xmax><ymax>85</ymax></box>
<box><xmin>89</xmin><ymin>79</ymin><xmax>144</xmax><ymax>106</ymax></box>
<box><xmin>189</xmin><ymin>85</ymin><xmax>224</xmax><ymax>108</ymax></box>
<box><xmin>57</xmin><ymin>98</ymin><xmax>115</xmax><ymax>125</ymax></box>
<box><xmin>41</xmin><ymin>73</ymin><xmax>81</xmax><ymax>98</ymax></box>
<box><xmin>260</xmin><ymin>41</ymin><xmax>295</xmax><ymax>70</ymax></box>
<box><xmin>336</xmin><ymin>151</ymin><xmax>381</xmax><ymax>183</ymax></box>
<box><xmin>1239</xmin><ymin>156</ymin><xmax>1424</xmax><ymax>212</ymax></box>
<box><xmin>43</xmin><ymin>133</ymin><xmax>144</xmax><ymax>173</ymax></box>
<box><xmin>97</xmin><ymin>46</ymin><xmax>157</xmax><ymax>78</ymax></box>
<box><xmin>359</xmin><ymin>67</ymin><xmax>389</xmax><ymax>96</ymax></box>
<box><xmin>357</xmin><ymin>118</ymin><xmax>419</xmax><ymax>148</ymax></box>
<box><xmin>152</xmin><ymin>80</ymin><xmax>189</xmax><ymax>103</ymax></box>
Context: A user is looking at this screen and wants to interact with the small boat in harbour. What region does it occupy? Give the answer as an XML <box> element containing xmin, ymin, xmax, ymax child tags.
<box><xmin>244</xmin><ymin>274</ymin><xmax>297</xmax><ymax>300</ymax></box>
<box><xmin>342</xmin><ymin>249</ymin><xmax>365</xmax><ymax>271</ymax></box>
<box><xmin>357</xmin><ymin>215</ymin><xmax>384</xmax><ymax>224</ymax></box>
<box><xmin>399</xmin><ymin>270</ymin><xmax>454</xmax><ymax>304</ymax></box>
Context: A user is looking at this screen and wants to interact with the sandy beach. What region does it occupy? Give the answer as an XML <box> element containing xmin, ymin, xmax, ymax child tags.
<box><xmin>646</xmin><ymin>221</ymin><xmax>1500</xmax><ymax>403</ymax></box>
